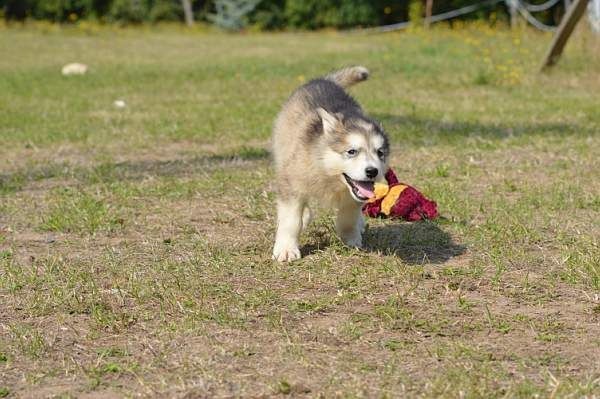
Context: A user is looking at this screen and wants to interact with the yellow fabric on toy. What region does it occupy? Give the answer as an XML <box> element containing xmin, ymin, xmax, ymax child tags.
<box><xmin>381</xmin><ymin>184</ymin><xmax>408</xmax><ymax>215</ymax></box>
<box><xmin>369</xmin><ymin>182</ymin><xmax>390</xmax><ymax>203</ymax></box>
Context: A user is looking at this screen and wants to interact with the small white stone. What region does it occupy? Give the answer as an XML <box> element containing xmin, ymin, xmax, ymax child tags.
<box><xmin>114</xmin><ymin>100</ymin><xmax>126</xmax><ymax>109</ymax></box>
<box><xmin>61</xmin><ymin>63</ymin><xmax>88</xmax><ymax>76</ymax></box>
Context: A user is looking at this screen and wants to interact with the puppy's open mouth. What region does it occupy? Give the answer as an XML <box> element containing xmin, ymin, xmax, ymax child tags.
<box><xmin>343</xmin><ymin>174</ymin><xmax>375</xmax><ymax>201</ymax></box>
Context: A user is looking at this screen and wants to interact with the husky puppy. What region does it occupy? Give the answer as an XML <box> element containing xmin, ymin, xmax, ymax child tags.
<box><xmin>272</xmin><ymin>66</ymin><xmax>389</xmax><ymax>262</ymax></box>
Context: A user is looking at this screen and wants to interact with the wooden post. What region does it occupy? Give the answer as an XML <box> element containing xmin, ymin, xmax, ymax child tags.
<box><xmin>508</xmin><ymin>0</ymin><xmax>518</xmax><ymax>28</ymax></box>
<box><xmin>181</xmin><ymin>0</ymin><xmax>194</xmax><ymax>26</ymax></box>
<box><xmin>541</xmin><ymin>0</ymin><xmax>590</xmax><ymax>69</ymax></box>
<box><xmin>425</xmin><ymin>0</ymin><xmax>433</xmax><ymax>27</ymax></box>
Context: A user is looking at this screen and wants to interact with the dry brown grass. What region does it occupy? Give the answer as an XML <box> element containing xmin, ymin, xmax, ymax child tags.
<box><xmin>1</xmin><ymin>23</ymin><xmax>599</xmax><ymax>398</ymax></box>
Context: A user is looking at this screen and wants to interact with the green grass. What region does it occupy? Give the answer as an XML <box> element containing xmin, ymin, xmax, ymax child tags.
<box><xmin>1</xmin><ymin>22</ymin><xmax>599</xmax><ymax>397</ymax></box>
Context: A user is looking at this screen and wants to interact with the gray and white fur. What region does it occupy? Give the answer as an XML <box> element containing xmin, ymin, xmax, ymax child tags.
<box><xmin>272</xmin><ymin>66</ymin><xmax>390</xmax><ymax>262</ymax></box>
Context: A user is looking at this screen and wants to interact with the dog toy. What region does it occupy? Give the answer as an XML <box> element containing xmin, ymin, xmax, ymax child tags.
<box><xmin>362</xmin><ymin>168</ymin><xmax>438</xmax><ymax>221</ymax></box>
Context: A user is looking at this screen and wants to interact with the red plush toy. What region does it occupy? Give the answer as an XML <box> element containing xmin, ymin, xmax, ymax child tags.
<box><xmin>362</xmin><ymin>168</ymin><xmax>438</xmax><ymax>221</ymax></box>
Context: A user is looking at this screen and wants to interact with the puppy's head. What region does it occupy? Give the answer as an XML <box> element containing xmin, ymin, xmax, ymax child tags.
<box><xmin>317</xmin><ymin>108</ymin><xmax>390</xmax><ymax>203</ymax></box>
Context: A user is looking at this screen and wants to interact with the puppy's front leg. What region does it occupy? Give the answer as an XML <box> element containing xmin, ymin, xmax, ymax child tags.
<box><xmin>273</xmin><ymin>197</ymin><xmax>304</xmax><ymax>262</ymax></box>
<box><xmin>336</xmin><ymin>197</ymin><xmax>364</xmax><ymax>248</ymax></box>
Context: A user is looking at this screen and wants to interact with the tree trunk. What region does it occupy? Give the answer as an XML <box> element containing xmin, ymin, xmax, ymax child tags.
<box><xmin>181</xmin><ymin>0</ymin><xmax>194</xmax><ymax>26</ymax></box>
<box><xmin>425</xmin><ymin>0</ymin><xmax>433</xmax><ymax>27</ymax></box>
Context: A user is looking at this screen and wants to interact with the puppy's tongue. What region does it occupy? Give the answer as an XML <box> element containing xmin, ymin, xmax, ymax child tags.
<box><xmin>355</xmin><ymin>181</ymin><xmax>374</xmax><ymax>199</ymax></box>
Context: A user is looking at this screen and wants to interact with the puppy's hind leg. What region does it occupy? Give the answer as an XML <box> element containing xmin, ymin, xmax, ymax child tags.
<box><xmin>301</xmin><ymin>205</ymin><xmax>312</xmax><ymax>230</ymax></box>
<box><xmin>273</xmin><ymin>197</ymin><xmax>304</xmax><ymax>262</ymax></box>
<box><xmin>336</xmin><ymin>196</ymin><xmax>364</xmax><ymax>248</ymax></box>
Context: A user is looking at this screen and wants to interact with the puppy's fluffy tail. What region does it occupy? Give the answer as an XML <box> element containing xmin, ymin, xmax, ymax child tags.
<box><xmin>324</xmin><ymin>66</ymin><xmax>369</xmax><ymax>88</ymax></box>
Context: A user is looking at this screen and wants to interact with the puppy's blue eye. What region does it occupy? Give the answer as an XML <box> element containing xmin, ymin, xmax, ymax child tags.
<box><xmin>347</xmin><ymin>149</ymin><xmax>358</xmax><ymax>156</ymax></box>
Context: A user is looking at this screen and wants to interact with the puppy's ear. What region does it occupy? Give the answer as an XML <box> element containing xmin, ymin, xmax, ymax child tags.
<box><xmin>317</xmin><ymin>108</ymin><xmax>342</xmax><ymax>135</ymax></box>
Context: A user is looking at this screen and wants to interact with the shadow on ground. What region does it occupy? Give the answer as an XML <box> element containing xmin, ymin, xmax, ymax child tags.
<box><xmin>364</xmin><ymin>220</ymin><xmax>465</xmax><ymax>264</ymax></box>
<box><xmin>302</xmin><ymin>220</ymin><xmax>465</xmax><ymax>265</ymax></box>
<box><xmin>372</xmin><ymin>113</ymin><xmax>587</xmax><ymax>142</ymax></box>
<box><xmin>90</xmin><ymin>146</ymin><xmax>270</xmax><ymax>181</ymax></box>
<box><xmin>0</xmin><ymin>146</ymin><xmax>271</xmax><ymax>192</ymax></box>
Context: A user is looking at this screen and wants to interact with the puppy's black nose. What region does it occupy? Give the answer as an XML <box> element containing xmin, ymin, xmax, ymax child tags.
<box><xmin>365</xmin><ymin>167</ymin><xmax>378</xmax><ymax>179</ymax></box>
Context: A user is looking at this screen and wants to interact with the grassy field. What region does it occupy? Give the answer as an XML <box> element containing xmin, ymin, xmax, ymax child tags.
<box><xmin>1</xmin><ymin>22</ymin><xmax>599</xmax><ymax>398</ymax></box>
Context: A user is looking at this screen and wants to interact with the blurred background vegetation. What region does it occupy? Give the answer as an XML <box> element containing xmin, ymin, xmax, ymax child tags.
<box><xmin>0</xmin><ymin>0</ymin><xmax>565</xmax><ymax>29</ymax></box>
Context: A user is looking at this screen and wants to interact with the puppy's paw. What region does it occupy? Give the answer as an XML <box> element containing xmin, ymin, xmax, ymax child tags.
<box><xmin>272</xmin><ymin>243</ymin><xmax>301</xmax><ymax>262</ymax></box>
<box><xmin>342</xmin><ymin>233</ymin><xmax>363</xmax><ymax>249</ymax></box>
